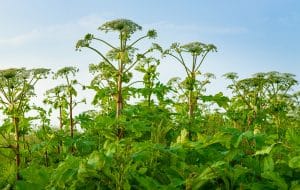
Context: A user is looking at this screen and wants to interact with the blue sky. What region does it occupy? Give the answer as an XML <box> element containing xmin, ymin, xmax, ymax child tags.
<box><xmin>0</xmin><ymin>0</ymin><xmax>299</xmax><ymax>95</ymax></box>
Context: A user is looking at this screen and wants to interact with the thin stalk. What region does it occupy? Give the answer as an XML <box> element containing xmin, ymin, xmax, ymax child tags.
<box><xmin>13</xmin><ymin>116</ymin><xmax>21</xmax><ymax>180</ymax></box>
<box><xmin>87</xmin><ymin>46</ymin><xmax>116</xmax><ymax>70</ymax></box>
<box><xmin>93</xmin><ymin>37</ymin><xmax>118</xmax><ymax>49</ymax></box>
<box><xmin>128</xmin><ymin>35</ymin><xmax>148</xmax><ymax>48</ymax></box>
<box><xmin>58</xmin><ymin>105</ymin><xmax>63</xmax><ymax>154</ymax></box>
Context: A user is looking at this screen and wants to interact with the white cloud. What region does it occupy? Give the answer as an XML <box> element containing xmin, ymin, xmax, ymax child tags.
<box><xmin>0</xmin><ymin>17</ymin><xmax>248</xmax><ymax>48</ymax></box>
<box><xmin>0</xmin><ymin>29</ymin><xmax>41</xmax><ymax>46</ymax></box>
<box><xmin>0</xmin><ymin>14</ymin><xmax>106</xmax><ymax>47</ymax></box>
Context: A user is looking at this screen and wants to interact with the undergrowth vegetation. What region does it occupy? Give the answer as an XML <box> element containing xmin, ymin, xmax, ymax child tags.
<box><xmin>1</xmin><ymin>19</ymin><xmax>300</xmax><ymax>190</ymax></box>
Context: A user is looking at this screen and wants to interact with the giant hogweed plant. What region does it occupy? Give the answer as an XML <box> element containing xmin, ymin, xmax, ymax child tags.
<box><xmin>0</xmin><ymin>19</ymin><xmax>300</xmax><ymax>190</ymax></box>
<box><xmin>0</xmin><ymin>68</ymin><xmax>49</xmax><ymax>180</ymax></box>
<box><xmin>76</xmin><ymin>19</ymin><xmax>160</xmax><ymax>138</ymax></box>
<box><xmin>164</xmin><ymin>42</ymin><xmax>217</xmax><ymax>140</ymax></box>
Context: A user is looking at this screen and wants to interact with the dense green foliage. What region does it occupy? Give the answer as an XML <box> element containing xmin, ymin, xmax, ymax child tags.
<box><xmin>1</xmin><ymin>19</ymin><xmax>300</xmax><ymax>190</ymax></box>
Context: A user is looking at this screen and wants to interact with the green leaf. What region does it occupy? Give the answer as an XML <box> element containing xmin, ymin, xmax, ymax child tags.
<box><xmin>49</xmin><ymin>156</ymin><xmax>80</xmax><ymax>188</ymax></box>
<box><xmin>263</xmin><ymin>155</ymin><xmax>274</xmax><ymax>172</ymax></box>
<box><xmin>77</xmin><ymin>161</ymin><xmax>100</xmax><ymax>181</ymax></box>
<box><xmin>289</xmin><ymin>156</ymin><xmax>300</xmax><ymax>169</ymax></box>
<box><xmin>234</xmin><ymin>131</ymin><xmax>253</xmax><ymax>148</ymax></box>
<box><xmin>255</xmin><ymin>143</ymin><xmax>278</xmax><ymax>156</ymax></box>
<box><xmin>286</xmin><ymin>128</ymin><xmax>300</xmax><ymax>146</ymax></box>
<box><xmin>18</xmin><ymin>165</ymin><xmax>50</xmax><ymax>189</ymax></box>
<box><xmin>290</xmin><ymin>181</ymin><xmax>300</xmax><ymax>190</ymax></box>
<box><xmin>133</xmin><ymin>175</ymin><xmax>160</xmax><ymax>190</ymax></box>
<box><xmin>87</xmin><ymin>151</ymin><xmax>106</xmax><ymax>170</ymax></box>
<box><xmin>138</xmin><ymin>167</ymin><xmax>148</xmax><ymax>174</ymax></box>
<box><xmin>261</xmin><ymin>171</ymin><xmax>288</xmax><ymax>190</ymax></box>
<box><xmin>16</xmin><ymin>181</ymin><xmax>43</xmax><ymax>190</ymax></box>
<box><xmin>200</xmin><ymin>92</ymin><xmax>229</xmax><ymax>108</ymax></box>
<box><xmin>190</xmin><ymin>161</ymin><xmax>226</xmax><ymax>189</ymax></box>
